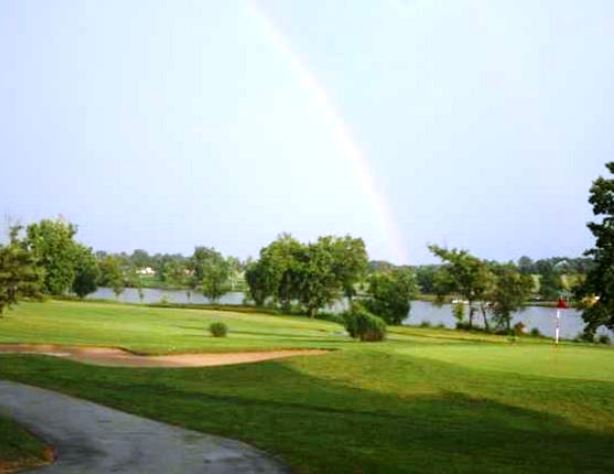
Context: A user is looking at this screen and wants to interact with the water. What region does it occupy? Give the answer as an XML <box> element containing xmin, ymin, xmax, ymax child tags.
<box><xmin>88</xmin><ymin>288</ymin><xmax>611</xmax><ymax>341</ymax></box>
<box><xmin>88</xmin><ymin>287</ymin><xmax>246</xmax><ymax>305</ymax></box>
<box><xmin>405</xmin><ymin>300</ymin><xmax>613</xmax><ymax>340</ymax></box>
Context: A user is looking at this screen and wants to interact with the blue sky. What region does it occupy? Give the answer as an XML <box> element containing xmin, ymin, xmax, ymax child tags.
<box><xmin>2</xmin><ymin>0</ymin><xmax>613</xmax><ymax>264</ymax></box>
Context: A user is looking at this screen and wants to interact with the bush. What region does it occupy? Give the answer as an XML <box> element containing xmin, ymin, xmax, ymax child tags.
<box><xmin>577</xmin><ymin>331</ymin><xmax>595</xmax><ymax>343</ymax></box>
<box><xmin>419</xmin><ymin>321</ymin><xmax>432</xmax><ymax>328</ymax></box>
<box><xmin>456</xmin><ymin>321</ymin><xmax>472</xmax><ymax>331</ymax></box>
<box><xmin>436</xmin><ymin>322</ymin><xmax>446</xmax><ymax>329</ymax></box>
<box><xmin>343</xmin><ymin>305</ymin><xmax>386</xmax><ymax>342</ymax></box>
<box><xmin>597</xmin><ymin>334</ymin><xmax>611</xmax><ymax>345</ymax></box>
<box><xmin>209</xmin><ymin>322</ymin><xmax>228</xmax><ymax>337</ymax></box>
<box><xmin>529</xmin><ymin>327</ymin><xmax>542</xmax><ymax>337</ymax></box>
<box><xmin>513</xmin><ymin>322</ymin><xmax>526</xmax><ymax>337</ymax></box>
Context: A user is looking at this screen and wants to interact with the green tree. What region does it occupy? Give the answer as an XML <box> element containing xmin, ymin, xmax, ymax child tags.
<box><xmin>364</xmin><ymin>268</ymin><xmax>417</xmax><ymax>325</ymax></box>
<box><xmin>0</xmin><ymin>226</ymin><xmax>43</xmax><ymax>315</ymax></box>
<box><xmin>326</xmin><ymin>235</ymin><xmax>368</xmax><ymax>300</ymax></box>
<box><xmin>429</xmin><ymin>245</ymin><xmax>493</xmax><ymax>329</ymax></box>
<box><xmin>98</xmin><ymin>255</ymin><xmax>124</xmax><ymax>298</ymax></box>
<box><xmin>26</xmin><ymin>218</ymin><xmax>80</xmax><ymax>295</ymax></box>
<box><xmin>488</xmin><ymin>264</ymin><xmax>534</xmax><ymax>332</ymax></box>
<box><xmin>254</xmin><ymin>234</ymin><xmax>304</xmax><ymax>310</ymax></box>
<box><xmin>197</xmin><ymin>249</ymin><xmax>230</xmax><ymax>302</ymax></box>
<box><xmin>517</xmin><ymin>256</ymin><xmax>535</xmax><ymax>275</ymax></box>
<box><xmin>71</xmin><ymin>245</ymin><xmax>99</xmax><ymax>298</ymax></box>
<box><xmin>415</xmin><ymin>265</ymin><xmax>437</xmax><ymax>294</ymax></box>
<box><xmin>576</xmin><ymin>162</ymin><xmax>614</xmax><ymax>335</ymax></box>
<box><xmin>245</xmin><ymin>259</ymin><xmax>276</xmax><ymax>307</ymax></box>
<box><xmin>296</xmin><ymin>239</ymin><xmax>341</xmax><ymax>318</ymax></box>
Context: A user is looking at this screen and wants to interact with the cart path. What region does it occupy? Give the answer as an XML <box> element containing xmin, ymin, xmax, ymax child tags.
<box><xmin>0</xmin><ymin>380</ymin><xmax>289</xmax><ymax>473</ymax></box>
<box><xmin>0</xmin><ymin>344</ymin><xmax>328</xmax><ymax>367</ymax></box>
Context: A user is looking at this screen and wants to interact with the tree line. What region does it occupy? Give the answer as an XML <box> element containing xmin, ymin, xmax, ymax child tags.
<box><xmin>0</xmin><ymin>219</ymin><xmax>246</xmax><ymax>311</ymax></box>
<box><xmin>1</xmin><ymin>160</ymin><xmax>614</xmax><ymax>339</ymax></box>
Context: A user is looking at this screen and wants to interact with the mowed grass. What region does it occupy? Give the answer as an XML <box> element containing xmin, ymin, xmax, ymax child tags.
<box><xmin>1</xmin><ymin>301</ymin><xmax>614</xmax><ymax>473</ymax></box>
<box><xmin>0</xmin><ymin>300</ymin><xmax>349</xmax><ymax>353</ymax></box>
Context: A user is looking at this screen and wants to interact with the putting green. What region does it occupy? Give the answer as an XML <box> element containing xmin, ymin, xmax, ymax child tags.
<box><xmin>395</xmin><ymin>343</ymin><xmax>614</xmax><ymax>382</ymax></box>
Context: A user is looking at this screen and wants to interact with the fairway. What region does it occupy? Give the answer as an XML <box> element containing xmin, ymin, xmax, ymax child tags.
<box><xmin>1</xmin><ymin>301</ymin><xmax>614</xmax><ymax>473</ymax></box>
<box><xmin>0</xmin><ymin>300</ymin><xmax>347</xmax><ymax>353</ymax></box>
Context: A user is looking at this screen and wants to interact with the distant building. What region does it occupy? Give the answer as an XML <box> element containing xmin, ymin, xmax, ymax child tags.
<box><xmin>136</xmin><ymin>267</ymin><xmax>156</xmax><ymax>276</ymax></box>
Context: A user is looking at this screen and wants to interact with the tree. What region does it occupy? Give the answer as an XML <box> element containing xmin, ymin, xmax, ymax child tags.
<box><xmin>26</xmin><ymin>218</ymin><xmax>80</xmax><ymax>295</ymax></box>
<box><xmin>245</xmin><ymin>260</ymin><xmax>276</xmax><ymax>306</ymax></box>
<box><xmin>0</xmin><ymin>226</ymin><xmax>43</xmax><ymax>315</ymax></box>
<box><xmin>71</xmin><ymin>245</ymin><xmax>99</xmax><ymax>298</ymax></box>
<box><xmin>196</xmin><ymin>249</ymin><xmax>230</xmax><ymax>302</ymax></box>
<box><xmin>364</xmin><ymin>268</ymin><xmax>417</xmax><ymax>325</ymax></box>
<box><xmin>326</xmin><ymin>236</ymin><xmax>368</xmax><ymax>300</ymax></box>
<box><xmin>488</xmin><ymin>264</ymin><xmax>533</xmax><ymax>332</ymax></box>
<box><xmin>429</xmin><ymin>245</ymin><xmax>493</xmax><ymax>329</ymax></box>
<box><xmin>296</xmin><ymin>239</ymin><xmax>341</xmax><ymax>318</ymax></box>
<box><xmin>415</xmin><ymin>265</ymin><xmax>437</xmax><ymax>294</ymax></box>
<box><xmin>517</xmin><ymin>256</ymin><xmax>535</xmax><ymax>275</ymax></box>
<box><xmin>247</xmin><ymin>234</ymin><xmax>304</xmax><ymax>310</ymax></box>
<box><xmin>98</xmin><ymin>255</ymin><xmax>124</xmax><ymax>298</ymax></box>
<box><xmin>576</xmin><ymin>162</ymin><xmax>614</xmax><ymax>335</ymax></box>
<box><xmin>534</xmin><ymin>260</ymin><xmax>562</xmax><ymax>301</ymax></box>
<box><xmin>130</xmin><ymin>249</ymin><xmax>151</xmax><ymax>269</ymax></box>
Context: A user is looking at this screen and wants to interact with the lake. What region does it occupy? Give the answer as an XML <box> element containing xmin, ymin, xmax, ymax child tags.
<box><xmin>88</xmin><ymin>288</ymin><xmax>611</xmax><ymax>341</ymax></box>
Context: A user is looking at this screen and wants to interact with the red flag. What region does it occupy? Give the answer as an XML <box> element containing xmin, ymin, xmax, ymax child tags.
<box><xmin>557</xmin><ymin>297</ymin><xmax>569</xmax><ymax>309</ymax></box>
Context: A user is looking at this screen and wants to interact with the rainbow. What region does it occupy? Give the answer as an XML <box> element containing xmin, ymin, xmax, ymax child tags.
<box><xmin>248</xmin><ymin>2</ymin><xmax>408</xmax><ymax>263</ymax></box>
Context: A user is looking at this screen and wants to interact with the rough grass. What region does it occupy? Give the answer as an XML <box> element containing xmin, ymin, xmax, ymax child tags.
<box><xmin>0</xmin><ymin>416</ymin><xmax>50</xmax><ymax>472</ymax></box>
<box><xmin>1</xmin><ymin>301</ymin><xmax>613</xmax><ymax>473</ymax></box>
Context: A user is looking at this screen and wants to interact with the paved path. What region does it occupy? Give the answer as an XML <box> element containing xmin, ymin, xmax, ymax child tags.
<box><xmin>0</xmin><ymin>381</ymin><xmax>288</xmax><ymax>473</ymax></box>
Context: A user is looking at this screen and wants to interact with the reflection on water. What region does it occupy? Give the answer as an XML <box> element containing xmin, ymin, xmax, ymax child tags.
<box><xmin>88</xmin><ymin>288</ymin><xmax>611</xmax><ymax>341</ymax></box>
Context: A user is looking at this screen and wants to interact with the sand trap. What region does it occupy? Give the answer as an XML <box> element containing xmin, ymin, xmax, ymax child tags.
<box><xmin>0</xmin><ymin>344</ymin><xmax>329</xmax><ymax>368</ymax></box>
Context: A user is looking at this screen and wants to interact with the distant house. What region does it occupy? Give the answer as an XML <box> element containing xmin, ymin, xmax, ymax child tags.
<box><xmin>136</xmin><ymin>267</ymin><xmax>156</xmax><ymax>276</ymax></box>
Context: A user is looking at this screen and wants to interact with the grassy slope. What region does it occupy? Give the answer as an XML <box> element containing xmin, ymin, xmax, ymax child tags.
<box><xmin>0</xmin><ymin>416</ymin><xmax>49</xmax><ymax>472</ymax></box>
<box><xmin>0</xmin><ymin>301</ymin><xmax>348</xmax><ymax>353</ymax></box>
<box><xmin>1</xmin><ymin>301</ymin><xmax>613</xmax><ymax>473</ymax></box>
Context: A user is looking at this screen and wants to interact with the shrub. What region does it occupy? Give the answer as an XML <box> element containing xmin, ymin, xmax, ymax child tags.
<box><xmin>436</xmin><ymin>322</ymin><xmax>446</xmax><ymax>329</ymax></box>
<box><xmin>419</xmin><ymin>321</ymin><xmax>432</xmax><ymax>328</ymax></box>
<box><xmin>456</xmin><ymin>321</ymin><xmax>471</xmax><ymax>331</ymax></box>
<box><xmin>513</xmin><ymin>322</ymin><xmax>526</xmax><ymax>337</ymax></box>
<box><xmin>209</xmin><ymin>322</ymin><xmax>228</xmax><ymax>337</ymax></box>
<box><xmin>343</xmin><ymin>305</ymin><xmax>386</xmax><ymax>342</ymax></box>
<box><xmin>597</xmin><ymin>334</ymin><xmax>611</xmax><ymax>345</ymax></box>
<box><xmin>530</xmin><ymin>327</ymin><xmax>542</xmax><ymax>337</ymax></box>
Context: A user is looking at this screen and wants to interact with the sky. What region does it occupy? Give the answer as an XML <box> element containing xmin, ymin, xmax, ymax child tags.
<box><xmin>2</xmin><ymin>0</ymin><xmax>614</xmax><ymax>264</ymax></box>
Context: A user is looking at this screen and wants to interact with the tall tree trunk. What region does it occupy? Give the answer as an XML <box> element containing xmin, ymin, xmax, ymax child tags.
<box><xmin>480</xmin><ymin>302</ymin><xmax>490</xmax><ymax>332</ymax></box>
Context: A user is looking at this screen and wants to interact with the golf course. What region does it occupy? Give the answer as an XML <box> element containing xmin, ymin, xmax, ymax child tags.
<box><xmin>1</xmin><ymin>300</ymin><xmax>613</xmax><ymax>473</ymax></box>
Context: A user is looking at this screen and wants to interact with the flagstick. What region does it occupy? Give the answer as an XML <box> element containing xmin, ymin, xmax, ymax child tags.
<box><xmin>555</xmin><ymin>309</ymin><xmax>560</xmax><ymax>345</ymax></box>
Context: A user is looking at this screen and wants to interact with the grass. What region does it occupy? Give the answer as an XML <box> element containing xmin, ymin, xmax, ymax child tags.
<box><xmin>0</xmin><ymin>300</ymin><xmax>348</xmax><ymax>354</ymax></box>
<box><xmin>1</xmin><ymin>300</ymin><xmax>613</xmax><ymax>473</ymax></box>
<box><xmin>0</xmin><ymin>416</ymin><xmax>50</xmax><ymax>472</ymax></box>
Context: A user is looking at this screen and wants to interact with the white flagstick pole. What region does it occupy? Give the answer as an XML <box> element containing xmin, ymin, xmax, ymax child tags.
<box><xmin>555</xmin><ymin>308</ymin><xmax>561</xmax><ymax>345</ymax></box>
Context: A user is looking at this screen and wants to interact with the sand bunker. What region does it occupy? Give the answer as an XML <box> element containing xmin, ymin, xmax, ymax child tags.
<box><xmin>0</xmin><ymin>344</ymin><xmax>329</xmax><ymax>368</ymax></box>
